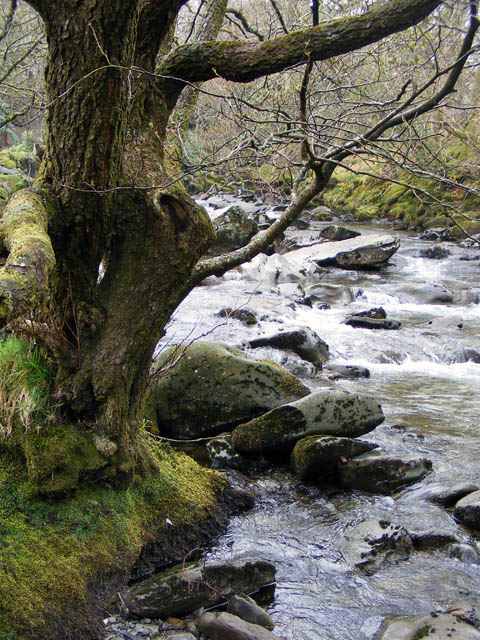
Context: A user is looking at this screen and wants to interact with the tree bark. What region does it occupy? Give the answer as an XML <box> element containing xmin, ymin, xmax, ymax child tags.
<box><xmin>2</xmin><ymin>0</ymin><xmax>447</xmax><ymax>488</ymax></box>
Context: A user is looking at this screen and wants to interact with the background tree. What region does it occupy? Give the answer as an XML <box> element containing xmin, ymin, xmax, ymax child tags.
<box><xmin>0</xmin><ymin>0</ymin><xmax>476</xmax><ymax>492</ymax></box>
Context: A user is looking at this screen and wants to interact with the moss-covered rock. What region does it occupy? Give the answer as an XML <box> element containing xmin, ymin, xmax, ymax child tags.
<box><xmin>232</xmin><ymin>391</ymin><xmax>384</xmax><ymax>456</ymax></box>
<box><xmin>0</xmin><ymin>439</ymin><xmax>230</xmax><ymax>640</ymax></box>
<box><xmin>147</xmin><ymin>342</ymin><xmax>310</xmax><ymax>439</ymax></box>
<box><xmin>290</xmin><ymin>435</ymin><xmax>377</xmax><ymax>481</ymax></box>
<box><xmin>121</xmin><ymin>559</ymin><xmax>275</xmax><ymax>618</ymax></box>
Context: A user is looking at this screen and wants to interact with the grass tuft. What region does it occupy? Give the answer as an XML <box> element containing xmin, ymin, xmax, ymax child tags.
<box><xmin>0</xmin><ymin>335</ymin><xmax>53</xmax><ymax>437</ymax></box>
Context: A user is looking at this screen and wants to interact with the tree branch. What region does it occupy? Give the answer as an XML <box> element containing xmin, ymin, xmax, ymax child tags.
<box><xmin>159</xmin><ymin>0</ymin><xmax>442</xmax><ymax>86</ymax></box>
<box><xmin>0</xmin><ymin>189</ymin><xmax>55</xmax><ymax>326</ymax></box>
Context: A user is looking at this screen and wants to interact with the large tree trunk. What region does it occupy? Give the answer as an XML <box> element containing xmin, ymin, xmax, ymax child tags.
<box><xmin>0</xmin><ymin>0</ymin><xmax>451</xmax><ymax>490</ymax></box>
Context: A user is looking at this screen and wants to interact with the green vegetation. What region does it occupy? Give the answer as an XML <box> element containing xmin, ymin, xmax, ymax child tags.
<box><xmin>0</xmin><ymin>438</ymin><xmax>224</xmax><ymax>639</ymax></box>
<box><xmin>0</xmin><ymin>335</ymin><xmax>53</xmax><ymax>437</ymax></box>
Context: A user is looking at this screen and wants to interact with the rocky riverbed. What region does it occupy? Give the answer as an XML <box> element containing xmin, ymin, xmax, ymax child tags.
<box><xmin>106</xmin><ymin>193</ymin><xmax>480</xmax><ymax>640</ymax></box>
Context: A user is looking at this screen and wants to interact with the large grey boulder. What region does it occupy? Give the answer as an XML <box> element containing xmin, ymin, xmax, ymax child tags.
<box><xmin>374</xmin><ymin>612</ymin><xmax>480</xmax><ymax>640</ymax></box>
<box><xmin>455</xmin><ymin>490</ymin><xmax>480</xmax><ymax>529</ymax></box>
<box><xmin>147</xmin><ymin>342</ymin><xmax>309</xmax><ymax>439</ymax></box>
<box><xmin>248</xmin><ymin>327</ymin><xmax>329</xmax><ymax>368</ymax></box>
<box><xmin>339</xmin><ymin>452</ymin><xmax>432</xmax><ymax>494</ymax></box>
<box><xmin>426</xmin><ymin>483</ymin><xmax>479</xmax><ymax>508</ymax></box>
<box><xmin>343</xmin><ymin>519</ymin><xmax>414</xmax><ymax>575</ymax></box>
<box><xmin>292</xmin><ymin>233</ymin><xmax>400</xmax><ymax>268</ymax></box>
<box><xmin>290</xmin><ymin>435</ymin><xmax>377</xmax><ymax>482</ymax></box>
<box><xmin>199</xmin><ymin>612</ymin><xmax>285</xmax><ymax>640</ymax></box>
<box><xmin>208</xmin><ymin>206</ymin><xmax>258</xmax><ymax>255</ymax></box>
<box><xmin>232</xmin><ymin>391</ymin><xmax>384</xmax><ymax>456</ymax></box>
<box><xmin>120</xmin><ymin>560</ymin><xmax>275</xmax><ymax>619</ymax></box>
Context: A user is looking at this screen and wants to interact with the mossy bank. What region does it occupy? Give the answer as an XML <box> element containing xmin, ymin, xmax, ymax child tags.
<box><xmin>0</xmin><ymin>439</ymin><xmax>240</xmax><ymax>640</ymax></box>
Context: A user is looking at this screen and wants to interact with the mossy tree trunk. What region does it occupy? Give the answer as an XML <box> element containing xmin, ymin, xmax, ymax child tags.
<box><xmin>0</xmin><ymin>0</ymin><xmax>457</xmax><ymax>488</ymax></box>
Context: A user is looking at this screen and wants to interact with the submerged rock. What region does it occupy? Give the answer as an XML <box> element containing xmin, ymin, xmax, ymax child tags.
<box><xmin>290</xmin><ymin>435</ymin><xmax>377</xmax><ymax>482</ymax></box>
<box><xmin>232</xmin><ymin>391</ymin><xmax>384</xmax><ymax>456</ymax></box>
<box><xmin>248</xmin><ymin>327</ymin><xmax>329</xmax><ymax>367</ymax></box>
<box><xmin>374</xmin><ymin>612</ymin><xmax>480</xmax><ymax>639</ymax></box>
<box><xmin>338</xmin><ymin>452</ymin><xmax>432</xmax><ymax>494</ymax></box>
<box><xmin>199</xmin><ymin>611</ymin><xmax>285</xmax><ymax>640</ymax></box>
<box><xmin>419</xmin><ymin>245</ymin><xmax>451</xmax><ymax>259</ymax></box>
<box><xmin>455</xmin><ymin>490</ymin><xmax>480</xmax><ymax>529</ymax></box>
<box><xmin>452</xmin><ymin>348</ymin><xmax>480</xmax><ymax>364</ymax></box>
<box><xmin>218</xmin><ymin>308</ymin><xmax>258</xmax><ymax>325</ymax></box>
<box><xmin>120</xmin><ymin>560</ymin><xmax>276</xmax><ymax>619</ymax></box>
<box><xmin>344</xmin><ymin>519</ymin><xmax>414</xmax><ymax>575</ymax></box>
<box><xmin>147</xmin><ymin>342</ymin><xmax>309</xmax><ymax>439</ymax></box>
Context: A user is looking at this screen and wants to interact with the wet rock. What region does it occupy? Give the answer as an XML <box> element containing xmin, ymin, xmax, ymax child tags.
<box><xmin>419</xmin><ymin>245</ymin><xmax>451</xmax><ymax>259</ymax></box>
<box><xmin>121</xmin><ymin>560</ymin><xmax>275</xmax><ymax>619</ymax></box>
<box><xmin>248</xmin><ymin>327</ymin><xmax>329</xmax><ymax>367</ymax></box>
<box><xmin>452</xmin><ymin>348</ymin><xmax>480</xmax><ymax>364</ymax></box>
<box><xmin>199</xmin><ymin>612</ymin><xmax>285</xmax><ymax>640</ymax></box>
<box><xmin>228</xmin><ymin>594</ymin><xmax>275</xmax><ymax>629</ymax></box>
<box><xmin>232</xmin><ymin>391</ymin><xmax>384</xmax><ymax>456</ymax></box>
<box><xmin>324</xmin><ymin>364</ymin><xmax>370</xmax><ymax>379</ymax></box>
<box><xmin>351</xmin><ymin>307</ymin><xmax>386</xmax><ymax>319</ymax></box>
<box><xmin>218</xmin><ymin>308</ymin><xmax>258</xmax><ymax>325</ymax></box>
<box><xmin>410</xmin><ymin>529</ymin><xmax>460</xmax><ymax>551</ymax></box>
<box><xmin>344</xmin><ymin>315</ymin><xmax>401</xmax><ymax>330</ymax></box>
<box><xmin>344</xmin><ymin>519</ymin><xmax>414</xmax><ymax>575</ymax></box>
<box><xmin>208</xmin><ymin>206</ymin><xmax>258</xmax><ymax>256</ymax></box>
<box><xmin>319</xmin><ymin>225</ymin><xmax>361</xmax><ymax>241</ymax></box>
<box><xmin>279</xmin><ymin>354</ymin><xmax>316</xmax><ymax>379</ymax></box>
<box><xmin>427</xmin><ymin>483</ymin><xmax>479</xmax><ymax>507</ymax></box>
<box><xmin>207</xmin><ymin>438</ymin><xmax>246</xmax><ymax>471</ymax></box>
<box><xmin>290</xmin><ymin>435</ymin><xmax>377</xmax><ymax>482</ymax></box>
<box><xmin>147</xmin><ymin>342</ymin><xmax>309</xmax><ymax>439</ymax></box>
<box><xmin>455</xmin><ymin>490</ymin><xmax>480</xmax><ymax>529</ymax></box>
<box><xmin>374</xmin><ymin>612</ymin><xmax>480</xmax><ymax>639</ymax></box>
<box><xmin>338</xmin><ymin>452</ymin><xmax>432</xmax><ymax>494</ymax></box>
<box><xmin>450</xmin><ymin>543</ymin><xmax>480</xmax><ymax>564</ymax></box>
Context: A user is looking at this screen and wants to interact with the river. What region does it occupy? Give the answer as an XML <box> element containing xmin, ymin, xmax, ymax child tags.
<box><xmin>159</xmin><ymin>196</ymin><xmax>480</xmax><ymax>640</ymax></box>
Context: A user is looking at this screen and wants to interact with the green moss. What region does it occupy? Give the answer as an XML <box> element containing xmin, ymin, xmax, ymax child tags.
<box><xmin>0</xmin><ymin>439</ymin><xmax>224</xmax><ymax>640</ymax></box>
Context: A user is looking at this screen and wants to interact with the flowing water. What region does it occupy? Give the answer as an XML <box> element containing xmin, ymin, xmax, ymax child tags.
<box><xmin>159</xmin><ymin>198</ymin><xmax>480</xmax><ymax>639</ymax></box>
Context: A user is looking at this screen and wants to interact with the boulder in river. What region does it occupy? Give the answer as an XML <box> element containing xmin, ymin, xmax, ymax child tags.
<box><xmin>290</xmin><ymin>435</ymin><xmax>377</xmax><ymax>482</ymax></box>
<box><xmin>374</xmin><ymin>612</ymin><xmax>480</xmax><ymax>640</ymax></box>
<box><xmin>147</xmin><ymin>342</ymin><xmax>309</xmax><ymax>439</ymax></box>
<box><xmin>292</xmin><ymin>233</ymin><xmax>400</xmax><ymax>268</ymax></box>
<box><xmin>248</xmin><ymin>327</ymin><xmax>329</xmax><ymax>368</ymax></box>
<box><xmin>419</xmin><ymin>245</ymin><xmax>451</xmax><ymax>259</ymax></box>
<box><xmin>208</xmin><ymin>205</ymin><xmax>258</xmax><ymax>256</ymax></box>
<box><xmin>455</xmin><ymin>490</ymin><xmax>480</xmax><ymax>529</ymax></box>
<box><xmin>120</xmin><ymin>559</ymin><xmax>276</xmax><ymax>619</ymax></box>
<box><xmin>319</xmin><ymin>224</ymin><xmax>361</xmax><ymax>241</ymax></box>
<box><xmin>338</xmin><ymin>452</ymin><xmax>432</xmax><ymax>494</ymax></box>
<box><xmin>199</xmin><ymin>611</ymin><xmax>285</xmax><ymax>640</ymax></box>
<box><xmin>232</xmin><ymin>391</ymin><xmax>384</xmax><ymax>456</ymax></box>
<box><xmin>451</xmin><ymin>348</ymin><xmax>480</xmax><ymax>364</ymax></box>
<box><xmin>324</xmin><ymin>364</ymin><xmax>371</xmax><ymax>379</ymax></box>
<box><xmin>344</xmin><ymin>315</ymin><xmax>401</xmax><ymax>330</ymax></box>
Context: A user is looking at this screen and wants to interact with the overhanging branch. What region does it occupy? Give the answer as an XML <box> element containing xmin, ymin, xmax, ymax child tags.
<box><xmin>159</xmin><ymin>0</ymin><xmax>442</xmax><ymax>86</ymax></box>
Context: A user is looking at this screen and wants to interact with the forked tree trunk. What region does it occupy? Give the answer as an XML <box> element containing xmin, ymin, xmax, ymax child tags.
<box><xmin>1</xmin><ymin>0</ymin><xmax>449</xmax><ymax>488</ymax></box>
